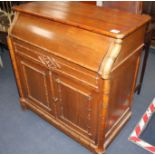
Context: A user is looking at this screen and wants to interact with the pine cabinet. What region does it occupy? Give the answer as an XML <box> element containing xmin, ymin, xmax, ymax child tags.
<box><xmin>8</xmin><ymin>2</ymin><xmax>150</xmax><ymax>153</ymax></box>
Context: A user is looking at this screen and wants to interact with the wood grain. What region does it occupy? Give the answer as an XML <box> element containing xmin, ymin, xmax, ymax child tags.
<box><xmin>8</xmin><ymin>2</ymin><xmax>150</xmax><ymax>153</ymax></box>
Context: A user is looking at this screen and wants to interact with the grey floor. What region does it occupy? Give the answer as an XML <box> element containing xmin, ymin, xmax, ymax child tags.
<box><xmin>0</xmin><ymin>48</ymin><xmax>155</xmax><ymax>154</ymax></box>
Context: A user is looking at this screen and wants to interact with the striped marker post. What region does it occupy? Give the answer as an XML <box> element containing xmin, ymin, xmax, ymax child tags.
<box><xmin>129</xmin><ymin>98</ymin><xmax>155</xmax><ymax>153</ymax></box>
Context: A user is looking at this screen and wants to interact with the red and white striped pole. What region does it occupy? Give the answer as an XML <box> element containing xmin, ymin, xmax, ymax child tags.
<box><xmin>129</xmin><ymin>98</ymin><xmax>155</xmax><ymax>153</ymax></box>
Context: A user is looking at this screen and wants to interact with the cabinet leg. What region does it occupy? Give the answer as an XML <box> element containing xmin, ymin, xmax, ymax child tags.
<box><xmin>21</xmin><ymin>103</ymin><xmax>28</xmax><ymax>111</ymax></box>
<box><xmin>0</xmin><ymin>56</ymin><xmax>3</xmax><ymax>68</ymax></box>
<box><xmin>137</xmin><ymin>43</ymin><xmax>150</xmax><ymax>95</ymax></box>
<box><xmin>20</xmin><ymin>98</ymin><xmax>28</xmax><ymax>111</ymax></box>
<box><xmin>0</xmin><ymin>45</ymin><xmax>4</xmax><ymax>68</ymax></box>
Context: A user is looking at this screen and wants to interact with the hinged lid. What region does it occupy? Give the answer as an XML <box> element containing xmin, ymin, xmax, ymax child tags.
<box><xmin>10</xmin><ymin>2</ymin><xmax>150</xmax><ymax>79</ymax></box>
<box><xmin>13</xmin><ymin>2</ymin><xmax>150</xmax><ymax>39</ymax></box>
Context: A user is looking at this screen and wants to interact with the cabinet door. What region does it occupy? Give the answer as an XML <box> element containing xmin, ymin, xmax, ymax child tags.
<box><xmin>16</xmin><ymin>55</ymin><xmax>55</xmax><ymax>116</ymax></box>
<box><xmin>53</xmin><ymin>74</ymin><xmax>94</xmax><ymax>137</ymax></box>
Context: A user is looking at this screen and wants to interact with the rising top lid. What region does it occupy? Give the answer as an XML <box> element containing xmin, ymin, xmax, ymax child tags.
<box><xmin>13</xmin><ymin>1</ymin><xmax>151</xmax><ymax>39</ymax></box>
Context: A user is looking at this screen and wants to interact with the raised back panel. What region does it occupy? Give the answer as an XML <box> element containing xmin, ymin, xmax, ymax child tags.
<box><xmin>16</xmin><ymin>55</ymin><xmax>54</xmax><ymax>113</ymax></box>
<box><xmin>22</xmin><ymin>63</ymin><xmax>49</xmax><ymax>108</ymax></box>
<box><xmin>103</xmin><ymin>1</ymin><xmax>143</xmax><ymax>14</ymax></box>
<box><xmin>53</xmin><ymin>73</ymin><xmax>95</xmax><ymax>138</ymax></box>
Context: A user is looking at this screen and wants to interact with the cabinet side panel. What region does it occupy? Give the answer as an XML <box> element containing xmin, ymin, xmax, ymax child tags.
<box><xmin>104</xmin><ymin>34</ymin><xmax>145</xmax><ymax>148</ymax></box>
<box><xmin>103</xmin><ymin>26</ymin><xmax>146</xmax><ymax>148</ymax></box>
<box><xmin>107</xmin><ymin>51</ymin><xmax>139</xmax><ymax>128</ymax></box>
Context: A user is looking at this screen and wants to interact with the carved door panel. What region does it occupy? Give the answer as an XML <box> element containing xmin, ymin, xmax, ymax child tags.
<box><xmin>16</xmin><ymin>55</ymin><xmax>55</xmax><ymax>116</ymax></box>
<box><xmin>52</xmin><ymin>73</ymin><xmax>94</xmax><ymax>137</ymax></box>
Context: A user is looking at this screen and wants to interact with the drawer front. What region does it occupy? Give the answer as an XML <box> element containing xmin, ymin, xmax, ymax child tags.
<box><xmin>14</xmin><ymin>42</ymin><xmax>60</xmax><ymax>70</ymax></box>
<box><xmin>13</xmin><ymin>39</ymin><xmax>99</xmax><ymax>92</ymax></box>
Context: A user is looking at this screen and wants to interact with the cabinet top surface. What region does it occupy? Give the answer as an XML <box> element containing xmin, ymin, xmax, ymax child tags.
<box><xmin>13</xmin><ymin>1</ymin><xmax>150</xmax><ymax>39</ymax></box>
